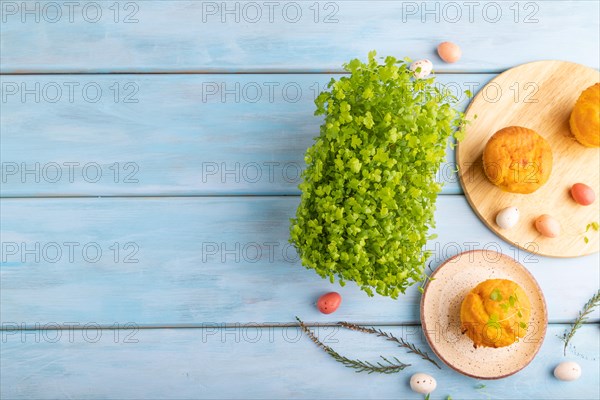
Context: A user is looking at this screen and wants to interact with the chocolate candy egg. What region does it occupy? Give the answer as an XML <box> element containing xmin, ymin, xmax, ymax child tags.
<box><xmin>535</xmin><ymin>214</ymin><xmax>561</xmax><ymax>238</ymax></box>
<box><xmin>554</xmin><ymin>361</ymin><xmax>582</xmax><ymax>381</ymax></box>
<box><xmin>409</xmin><ymin>59</ymin><xmax>433</xmax><ymax>79</ymax></box>
<box><xmin>317</xmin><ymin>292</ymin><xmax>342</xmax><ymax>314</ymax></box>
<box><xmin>496</xmin><ymin>207</ymin><xmax>520</xmax><ymax>229</ymax></box>
<box><xmin>410</xmin><ymin>373</ymin><xmax>437</xmax><ymax>394</ymax></box>
<box><xmin>571</xmin><ymin>183</ymin><xmax>596</xmax><ymax>206</ymax></box>
<box><xmin>437</xmin><ymin>42</ymin><xmax>462</xmax><ymax>63</ymax></box>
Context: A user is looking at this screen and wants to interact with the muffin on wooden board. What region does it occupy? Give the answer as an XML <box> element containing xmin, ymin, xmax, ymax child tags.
<box><xmin>460</xmin><ymin>279</ymin><xmax>531</xmax><ymax>348</ymax></box>
<box><xmin>570</xmin><ymin>83</ymin><xmax>600</xmax><ymax>148</ymax></box>
<box><xmin>482</xmin><ymin>126</ymin><xmax>553</xmax><ymax>194</ymax></box>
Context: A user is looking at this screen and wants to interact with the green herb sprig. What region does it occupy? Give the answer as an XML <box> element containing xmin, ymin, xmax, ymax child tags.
<box><xmin>487</xmin><ymin>287</ymin><xmax>528</xmax><ymax>331</ymax></box>
<box><xmin>290</xmin><ymin>51</ymin><xmax>467</xmax><ymax>298</ymax></box>
<box><xmin>583</xmin><ymin>221</ymin><xmax>599</xmax><ymax>244</ymax></box>
<box><xmin>561</xmin><ymin>290</ymin><xmax>600</xmax><ymax>356</ymax></box>
<box><xmin>295</xmin><ymin>317</ymin><xmax>409</xmax><ymax>374</ymax></box>
<box><xmin>338</xmin><ymin>321</ymin><xmax>441</xmax><ymax>369</ymax></box>
<box><xmin>417</xmin><ymin>262</ymin><xmax>436</xmax><ymax>294</ymax></box>
<box><xmin>474</xmin><ymin>383</ymin><xmax>492</xmax><ymax>399</ymax></box>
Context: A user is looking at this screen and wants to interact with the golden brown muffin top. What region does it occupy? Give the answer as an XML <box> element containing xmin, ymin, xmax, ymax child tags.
<box><xmin>570</xmin><ymin>83</ymin><xmax>600</xmax><ymax>148</ymax></box>
<box><xmin>460</xmin><ymin>279</ymin><xmax>531</xmax><ymax>348</ymax></box>
<box><xmin>482</xmin><ymin>126</ymin><xmax>553</xmax><ymax>194</ymax></box>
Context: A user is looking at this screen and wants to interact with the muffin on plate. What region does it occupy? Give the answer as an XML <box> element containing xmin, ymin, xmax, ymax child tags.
<box><xmin>570</xmin><ymin>83</ymin><xmax>600</xmax><ymax>148</ymax></box>
<box><xmin>460</xmin><ymin>279</ymin><xmax>531</xmax><ymax>348</ymax></box>
<box><xmin>482</xmin><ymin>126</ymin><xmax>553</xmax><ymax>194</ymax></box>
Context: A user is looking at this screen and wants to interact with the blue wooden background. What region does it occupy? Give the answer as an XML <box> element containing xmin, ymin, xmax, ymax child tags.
<box><xmin>1</xmin><ymin>1</ymin><xmax>599</xmax><ymax>399</ymax></box>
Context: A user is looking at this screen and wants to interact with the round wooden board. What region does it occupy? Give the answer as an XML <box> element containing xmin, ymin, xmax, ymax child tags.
<box><xmin>421</xmin><ymin>250</ymin><xmax>547</xmax><ymax>380</ymax></box>
<box><xmin>457</xmin><ymin>61</ymin><xmax>600</xmax><ymax>258</ymax></box>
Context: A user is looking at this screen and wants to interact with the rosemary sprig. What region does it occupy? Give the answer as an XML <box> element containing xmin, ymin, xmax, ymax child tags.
<box><xmin>561</xmin><ymin>290</ymin><xmax>600</xmax><ymax>356</ymax></box>
<box><xmin>295</xmin><ymin>317</ymin><xmax>410</xmax><ymax>374</ymax></box>
<box><xmin>338</xmin><ymin>322</ymin><xmax>441</xmax><ymax>369</ymax></box>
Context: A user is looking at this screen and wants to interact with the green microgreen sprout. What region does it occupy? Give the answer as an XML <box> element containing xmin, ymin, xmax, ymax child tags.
<box><xmin>486</xmin><ymin>288</ymin><xmax>529</xmax><ymax>331</ymax></box>
<box><xmin>583</xmin><ymin>221</ymin><xmax>599</xmax><ymax>244</ymax></box>
<box><xmin>290</xmin><ymin>51</ymin><xmax>467</xmax><ymax>298</ymax></box>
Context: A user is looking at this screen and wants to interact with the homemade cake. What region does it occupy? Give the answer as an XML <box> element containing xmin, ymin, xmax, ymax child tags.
<box><xmin>482</xmin><ymin>126</ymin><xmax>553</xmax><ymax>194</ymax></box>
<box><xmin>570</xmin><ymin>83</ymin><xmax>600</xmax><ymax>148</ymax></box>
<box><xmin>460</xmin><ymin>279</ymin><xmax>531</xmax><ymax>348</ymax></box>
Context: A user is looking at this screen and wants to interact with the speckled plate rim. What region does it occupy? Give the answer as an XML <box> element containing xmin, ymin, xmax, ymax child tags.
<box><xmin>420</xmin><ymin>250</ymin><xmax>548</xmax><ymax>380</ymax></box>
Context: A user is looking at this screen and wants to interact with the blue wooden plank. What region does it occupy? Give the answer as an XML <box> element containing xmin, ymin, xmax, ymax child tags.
<box><xmin>1</xmin><ymin>1</ymin><xmax>598</xmax><ymax>73</ymax></box>
<box><xmin>1</xmin><ymin>196</ymin><xmax>598</xmax><ymax>326</ymax></box>
<box><xmin>1</xmin><ymin>324</ymin><xmax>598</xmax><ymax>399</ymax></box>
<box><xmin>0</xmin><ymin>74</ymin><xmax>492</xmax><ymax>197</ymax></box>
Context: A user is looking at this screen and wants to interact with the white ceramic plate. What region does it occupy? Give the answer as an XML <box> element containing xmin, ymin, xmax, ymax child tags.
<box><xmin>420</xmin><ymin>250</ymin><xmax>548</xmax><ymax>379</ymax></box>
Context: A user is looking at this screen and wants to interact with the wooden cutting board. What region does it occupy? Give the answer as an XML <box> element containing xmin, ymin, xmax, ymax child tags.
<box><xmin>457</xmin><ymin>61</ymin><xmax>599</xmax><ymax>258</ymax></box>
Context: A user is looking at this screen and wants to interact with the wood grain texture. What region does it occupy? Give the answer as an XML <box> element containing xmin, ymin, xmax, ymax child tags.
<box><xmin>458</xmin><ymin>61</ymin><xmax>600</xmax><ymax>257</ymax></box>
<box><xmin>0</xmin><ymin>74</ymin><xmax>487</xmax><ymax>197</ymax></box>
<box><xmin>1</xmin><ymin>2</ymin><xmax>599</xmax><ymax>398</ymax></box>
<box><xmin>1</xmin><ymin>1</ymin><xmax>598</xmax><ymax>73</ymax></box>
<box><xmin>1</xmin><ymin>324</ymin><xmax>598</xmax><ymax>399</ymax></box>
<box><xmin>1</xmin><ymin>196</ymin><xmax>598</xmax><ymax>326</ymax></box>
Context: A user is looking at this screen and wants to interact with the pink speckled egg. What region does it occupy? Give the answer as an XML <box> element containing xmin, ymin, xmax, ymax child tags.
<box><xmin>317</xmin><ymin>292</ymin><xmax>342</xmax><ymax>314</ymax></box>
<box><xmin>571</xmin><ymin>183</ymin><xmax>596</xmax><ymax>206</ymax></box>
<box><xmin>535</xmin><ymin>215</ymin><xmax>561</xmax><ymax>238</ymax></box>
<box><xmin>437</xmin><ymin>42</ymin><xmax>462</xmax><ymax>63</ymax></box>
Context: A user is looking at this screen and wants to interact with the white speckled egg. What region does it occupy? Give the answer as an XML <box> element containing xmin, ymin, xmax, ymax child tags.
<box><xmin>554</xmin><ymin>361</ymin><xmax>582</xmax><ymax>381</ymax></box>
<box><xmin>496</xmin><ymin>207</ymin><xmax>520</xmax><ymax>229</ymax></box>
<box><xmin>409</xmin><ymin>373</ymin><xmax>437</xmax><ymax>394</ymax></box>
<box><xmin>409</xmin><ymin>59</ymin><xmax>433</xmax><ymax>79</ymax></box>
